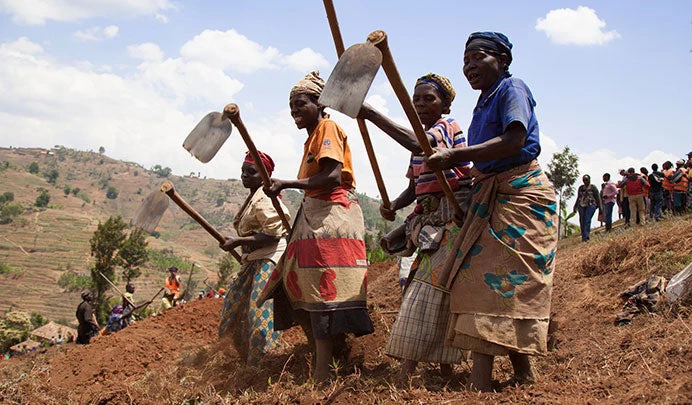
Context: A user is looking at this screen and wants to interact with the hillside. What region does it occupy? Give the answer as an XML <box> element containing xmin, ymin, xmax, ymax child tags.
<box><xmin>0</xmin><ymin>146</ymin><xmax>399</xmax><ymax>324</ymax></box>
<box><xmin>0</xmin><ymin>216</ymin><xmax>689</xmax><ymax>403</ymax></box>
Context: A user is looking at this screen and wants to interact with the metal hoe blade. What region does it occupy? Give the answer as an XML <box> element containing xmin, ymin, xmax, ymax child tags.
<box><xmin>182</xmin><ymin>112</ymin><xmax>233</xmax><ymax>163</ymax></box>
<box><xmin>319</xmin><ymin>43</ymin><xmax>382</xmax><ymax>118</ymax></box>
<box><xmin>130</xmin><ymin>188</ymin><xmax>170</xmax><ymax>233</ymax></box>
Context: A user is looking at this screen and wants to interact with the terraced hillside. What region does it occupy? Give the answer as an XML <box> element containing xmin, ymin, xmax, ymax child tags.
<box><xmin>0</xmin><ymin>147</ymin><xmax>395</xmax><ymax>323</ymax></box>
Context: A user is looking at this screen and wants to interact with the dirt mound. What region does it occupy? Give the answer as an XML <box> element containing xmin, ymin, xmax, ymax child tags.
<box><xmin>1</xmin><ymin>217</ymin><xmax>691</xmax><ymax>403</ymax></box>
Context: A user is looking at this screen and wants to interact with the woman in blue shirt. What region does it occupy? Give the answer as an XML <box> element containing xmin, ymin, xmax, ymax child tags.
<box><xmin>427</xmin><ymin>32</ymin><xmax>558</xmax><ymax>392</ymax></box>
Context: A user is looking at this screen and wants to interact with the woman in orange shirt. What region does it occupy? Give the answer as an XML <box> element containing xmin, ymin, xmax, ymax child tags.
<box><xmin>260</xmin><ymin>71</ymin><xmax>373</xmax><ymax>383</ymax></box>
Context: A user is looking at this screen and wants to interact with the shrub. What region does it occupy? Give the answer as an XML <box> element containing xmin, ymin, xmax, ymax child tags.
<box><xmin>28</xmin><ymin>162</ymin><xmax>39</xmax><ymax>174</ymax></box>
<box><xmin>0</xmin><ymin>191</ymin><xmax>14</xmax><ymax>205</ymax></box>
<box><xmin>45</xmin><ymin>169</ymin><xmax>59</xmax><ymax>185</ymax></box>
<box><xmin>106</xmin><ymin>186</ymin><xmax>118</xmax><ymax>199</ymax></box>
<box><xmin>57</xmin><ymin>272</ymin><xmax>93</xmax><ymax>292</ymax></box>
<box><xmin>0</xmin><ymin>202</ymin><xmax>24</xmax><ymax>224</ymax></box>
<box><xmin>35</xmin><ymin>189</ymin><xmax>50</xmax><ymax>208</ymax></box>
<box><xmin>63</xmin><ymin>185</ymin><xmax>72</xmax><ymax>196</ymax></box>
<box><xmin>147</xmin><ymin>248</ymin><xmax>189</xmax><ymax>271</ymax></box>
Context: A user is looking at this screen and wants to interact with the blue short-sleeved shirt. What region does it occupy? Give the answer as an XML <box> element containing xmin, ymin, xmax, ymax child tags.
<box><xmin>468</xmin><ymin>74</ymin><xmax>541</xmax><ymax>173</ymax></box>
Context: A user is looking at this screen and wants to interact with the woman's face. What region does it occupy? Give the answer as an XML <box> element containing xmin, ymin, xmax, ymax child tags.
<box><xmin>240</xmin><ymin>162</ymin><xmax>262</xmax><ymax>189</ymax></box>
<box><xmin>289</xmin><ymin>93</ymin><xmax>321</xmax><ymax>130</ymax></box>
<box><xmin>463</xmin><ymin>50</ymin><xmax>507</xmax><ymax>93</ymax></box>
<box><xmin>413</xmin><ymin>83</ymin><xmax>447</xmax><ymax>129</ymax></box>
<box><xmin>582</xmin><ymin>175</ymin><xmax>591</xmax><ymax>186</ymax></box>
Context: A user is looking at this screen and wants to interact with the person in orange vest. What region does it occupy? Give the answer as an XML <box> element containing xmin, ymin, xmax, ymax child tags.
<box><xmin>661</xmin><ymin>161</ymin><xmax>675</xmax><ymax>215</ymax></box>
<box><xmin>669</xmin><ymin>159</ymin><xmax>689</xmax><ymax>214</ymax></box>
<box><xmin>162</xmin><ymin>266</ymin><xmax>181</xmax><ymax>309</ymax></box>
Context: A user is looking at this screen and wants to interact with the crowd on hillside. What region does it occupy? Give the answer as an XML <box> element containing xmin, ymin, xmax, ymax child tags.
<box><xmin>573</xmin><ymin>153</ymin><xmax>691</xmax><ymax>242</ymax></box>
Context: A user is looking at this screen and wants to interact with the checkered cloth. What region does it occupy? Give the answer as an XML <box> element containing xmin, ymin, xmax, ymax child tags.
<box><xmin>219</xmin><ymin>259</ymin><xmax>280</xmax><ymax>366</ymax></box>
<box><xmin>386</xmin><ymin>280</ymin><xmax>463</xmax><ymax>364</ymax></box>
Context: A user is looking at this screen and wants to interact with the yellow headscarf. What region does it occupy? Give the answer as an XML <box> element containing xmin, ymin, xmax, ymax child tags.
<box><xmin>415</xmin><ymin>73</ymin><xmax>456</xmax><ymax>114</ymax></box>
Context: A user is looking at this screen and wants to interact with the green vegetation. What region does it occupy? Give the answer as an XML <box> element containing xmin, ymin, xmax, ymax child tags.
<box><xmin>546</xmin><ymin>146</ymin><xmax>579</xmax><ymax>240</ymax></box>
<box><xmin>28</xmin><ymin>162</ymin><xmax>39</xmax><ymax>174</ymax></box>
<box><xmin>0</xmin><ymin>192</ymin><xmax>14</xmax><ymax>204</ymax></box>
<box><xmin>106</xmin><ymin>186</ymin><xmax>119</xmax><ymax>199</ymax></box>
<box><xmin>119</xmin><ymin>228</ymin><xmax>148</xmax><ymax>283</ymax></box>
<box><xmin>364</xmin><ymin>231</ymin><xmax>393</xmax><ymax>264</ymax></box>
<box><xmin>63</xmin><ymin>185</ymin><xmax>71</xmax><ymax>196</ymax></box>
<box><xmin>147</xmin><ymin>248</ymin><xmax>189</xmax><ymax>270</ymax></box>
<box><xmin>0</xmin><ymin>202</ymin><xmax>23</xmax><ymax>224</ymax></box>
<box><xmin>35</xmin><ymin>188</ymin><xmax>50</xmax><ymax>208</ymax></box>
<box><xmin>90</xmin><ymin>215</ymin><xmax>128</xmax><ymax>323</ymax></box>
<box><xmin>152</xmin><ymin>164</ymin><xmax>172</xmax><ymax>178</ymax></box>
<box><xmin>216</xmin><ymin>253</ymin><xmax>240</xmax><ymax>290</ymax></box>
<box><xmin>0</xmin><ymin>311</ymin><xmax>31</xmax><ymax>353</ymax></box>
<box><xmin>45</xmin><ymin>169</ymin><xmax>59</xmax><ymax>185</ymax></box>
<box><xmin>57</xmin><ymin>272</ymin><xmax>93</xmax><ymax>292</ymax></box>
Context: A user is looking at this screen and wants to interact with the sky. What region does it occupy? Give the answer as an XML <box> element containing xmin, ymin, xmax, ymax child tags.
<box><xmin>0</xmin><ymin>1</ymin><xmax>690</xmax><ymax>221</ymax></box>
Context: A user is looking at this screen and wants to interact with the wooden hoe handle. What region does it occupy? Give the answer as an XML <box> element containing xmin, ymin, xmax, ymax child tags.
<box><xmin>323</xmin><ymin>0</ymin><xmax>391</xmax><ymax>210</ymax></box>
<box><xmin>367</xmin><ymin>30</ymin><xmax>464</xmax><ymax>219</ymax></box>
<box><xmin>161</xmin><ymin>182</ymin><xmax>242</xmax><ymax>263</ymax></box>
<box><xmin>224</xmin><ymin>104</ymin><xmax>292</xmax><ymax>233</ymax></box>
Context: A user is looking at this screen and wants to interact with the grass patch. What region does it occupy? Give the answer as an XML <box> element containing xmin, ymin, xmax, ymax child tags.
<box><xmin>57</xmin><ymin>271</ymin><xmax>92</xmax><ymax>292</ymax></box>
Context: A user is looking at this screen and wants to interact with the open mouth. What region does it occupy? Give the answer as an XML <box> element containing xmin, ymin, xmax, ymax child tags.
<box><xmin>467</xmin><ymin>72</ymin><xmax>480</xmax><ymax>83</ymax></box>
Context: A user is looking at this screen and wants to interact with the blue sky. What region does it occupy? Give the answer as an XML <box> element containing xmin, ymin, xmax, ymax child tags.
<box><xmin>0</xmin><ymin>1</ymin><xmax>689</xmax><ymax>216</ymax></box>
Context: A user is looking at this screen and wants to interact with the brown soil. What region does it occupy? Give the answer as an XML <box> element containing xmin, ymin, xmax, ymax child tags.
<box><xmin>1</xmin><ymin>218</ymin><xmax>691</xmax><ymax>404</ymax></box>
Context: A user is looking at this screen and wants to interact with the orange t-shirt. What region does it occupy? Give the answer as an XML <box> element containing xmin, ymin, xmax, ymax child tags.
<box><xmin>297</xmin><ymin>119</ymin><xmax>355</xmax><ymax>198</ymax></box>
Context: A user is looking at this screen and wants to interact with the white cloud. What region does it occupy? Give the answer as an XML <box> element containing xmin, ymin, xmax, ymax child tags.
<box><xmin>73</xmin><ymin>25</ymin><xmax>119</xmax><ymax>42</ymax></box>
<box><xmin>180</xmin><ymin>29</ymin><xmax>281</xmax><ymax>74</ymax></box>
<box><xmin>0</xmin><ymin>0</ymin><xmax>175</xmax><ymax>25</ymax></box>
<box><xmin>128</xmin><ymin>42</ymin><xmax>164</xmax><ymax>61</ymax></box>
<box><xmin>536</xmin><ymin>6</ymin><xmax>621</xmax><ymax>46</ymax></box>
<box><xmin>155</xmin><ymin>13</ymin><xmax>169</xmax><ymax>23</ymax></box>
<box><xmin>0</xmin><ymin>36</ymin><xmax>246</xmax><ymax>181</ymax></box>
<box><xmin>281</xmin><ymin>48</ymin><xmax>329</xmax><ymax>72</ymax></box>
<box><xmin>180</xmin><ymin>29</ymin><xmax>329</xmax><ymax>74</ymax></box>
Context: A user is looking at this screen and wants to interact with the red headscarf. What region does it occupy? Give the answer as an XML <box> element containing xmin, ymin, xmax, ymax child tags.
<box><xmin>244</xmin><ymin>150</ymin><xmax>275</xmax><ymax>176</ymax></box>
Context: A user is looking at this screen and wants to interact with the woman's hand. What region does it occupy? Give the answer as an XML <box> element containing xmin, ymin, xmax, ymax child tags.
<box><xmin>264</xmin><ymin>178</ymin><xmax>285</xmax><ymax>198</ymax></box>
<box><xmin>425</xmin><ymin>148</ymin><xmax>456</xmax><ymax>171</ymax></box>
<box><xmin>220</xmin><ymin>236</ymin><xmax>241</xmax><ymax>251</ymax></box>
<box><xmin>380</xmin><ymin>203</ymin><xmax>396</xmax><ymax>221</ymax></box>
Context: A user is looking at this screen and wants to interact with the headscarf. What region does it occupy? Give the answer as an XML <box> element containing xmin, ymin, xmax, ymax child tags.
<box><xmin>289</xmin><ymin>71</ymin><xmax>325</xmax><ymax>99</ymax></box>
<box><xmin>415</xmin><ymin>73</ymin><xmax>456</xmax><ymax>113</ymax></box>
<box><xmin>168</xmin><ymin>266</ymin><xmax>178</xmax><ymax>273</ymax></box>
<box><xmin>465</xmin><ymin>32</ymin><xmax>513</xmax><ymax>66</ymax></box>
<box><xmin>244</xmin><ymin>150</ymin><xmax>275</xmax><ymax>176</ymax></box>
<box><xmin>111</xmin><ymin>305</ymin><xmax>123</xmax><ymax>314</ymax></box>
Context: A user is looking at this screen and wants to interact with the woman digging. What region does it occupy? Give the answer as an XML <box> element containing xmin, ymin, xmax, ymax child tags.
<box><xmin>427</xmin><ymin>32</ymin><xmax>558</xmax><ymax>392</ymax></box>
<box><xmin>358</xmin><ymin>73</ymin><xmax>472</xmax><ymax>384</ymax></box>
<box><xmin>218</xmin><ymin>150</ymin><xmax>290</xmax><ymax>366</ymax></box>
<box><xmin>259</xmin><ymin>71</ymin><xmax>374</xmax><ymax>383</ymax></box>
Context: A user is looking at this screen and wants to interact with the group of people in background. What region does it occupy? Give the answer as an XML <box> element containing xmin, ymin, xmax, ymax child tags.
<box><xmin>574</xmin><ymin>153</ymin><xmax>691</xmax><ymax>242</ymax></box>
<box><xmin>214</xmin><ymin>31</ymin><xmax>558</xmax><ymax>392</ymax></box>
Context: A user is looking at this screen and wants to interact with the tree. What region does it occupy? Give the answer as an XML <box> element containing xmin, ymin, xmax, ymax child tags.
<box><xmin>216</xmin><ymin>252</ymin><xmax>240</xmax><ymax>290</ymax></box>
<box><xmin>98</xmin><ymin>146</ymin><xmax>105</xmax><ymax>154</ymax></box>
<box><xmin>106</xmin><ymin>186</ymin><xmax>119</xmax><ymax>199</ymax></box>
<box><xmin>89</xmin><ymin>216</ymin><xmax>127</xmax><ymax>323</ymax></box>
<box><xmin>28</xmin><ymin>162</ymin><xmax>39</xmax><ymax>174</ymax></box>
<box><xmin>119</xmin><ymin>228</ymin><xmax>148</xmax><ymax>283</ymax></box>
<box><xmin>152</xmin><ymin>164</ymin><xmax>172</xmax><ymax>178</ymax></box>
<box><xmin>0</xmin><ymin>192</ymin><xmax>14</xmax><ymax>205</ymax></box>
<box><xmin>35</xmin><ymin>189</ymin><xmax>50</xmax><ymax>208</ymax></box>
<box><xmin>45</xmin><ymin>169</ymin><xmax>59</xmax><ymax>185</ymax></box>
<box><xmin>545</xmin><ymin>146</ymin><xmax>579</xmax><ymax>239</ymax></box>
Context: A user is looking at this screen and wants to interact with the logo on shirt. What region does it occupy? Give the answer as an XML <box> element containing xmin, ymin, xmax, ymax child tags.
<box><xmin>322</xmin><ymin>139</ymin><xmax>331</xmax><ymax>149</ymax></box>
<box><xmin>306</xmin><ymin>152</ymin><xmax>315</xmax><ymax>163</ymax></box>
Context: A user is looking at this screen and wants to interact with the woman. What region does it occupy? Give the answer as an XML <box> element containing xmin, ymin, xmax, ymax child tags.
<box><xmin>573</xmin><ymin>174</ymin><xmax>602</xmax><ymax>242</ymax></box>
<box><xmin>359</xmin><ymin>73</ymin><xmax>471</xmax><ymax>382</ymax></box>
<box><xmin>218</xmin><ymin>150</ymin><xmax>290</xmax><ymax>366</ymax></box>
<box><xmin>260</xmin><ymin>71</ymin><xmax>373</xmax><ymax>383</ymax></box>
<box><xmin>427</xmin><ymin>32</ymin><xmax>558</xmax><ymax>392</ymax></box>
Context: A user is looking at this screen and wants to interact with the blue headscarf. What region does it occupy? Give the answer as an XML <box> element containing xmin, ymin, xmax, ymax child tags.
<box><xmin>465</xmin><ymin>32</ymin><xmax>513</xmax><ymax>66</ymax></box>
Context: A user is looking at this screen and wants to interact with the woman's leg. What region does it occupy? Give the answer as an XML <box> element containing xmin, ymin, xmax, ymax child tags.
<box><xmin>577</xmin><ymin>206</ymin><xmax>587</xmax><ymax>241</ymax></box>
<box><xmin>584</xmin><ymin>205</ymin><xmax>596</xmax><ymax>240</ymax></box>
<box><xmin>314</xmin><ymin>337</ymin><xmax>334</xmax><ymax>383</ymax></box>
<box><xmin>508</xmin><ymin>351</ymin><xmax>535</xmax><ymax>383</ymax></box>
<box><xmin>395</xmin><ymin>359</ymin><xmax>418</xmax><ymax>385</ymax></box>
<box><xmin>469</xmin><ymin>352</ymin><xmax>494</xmax><ymax>392</ymax></box>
